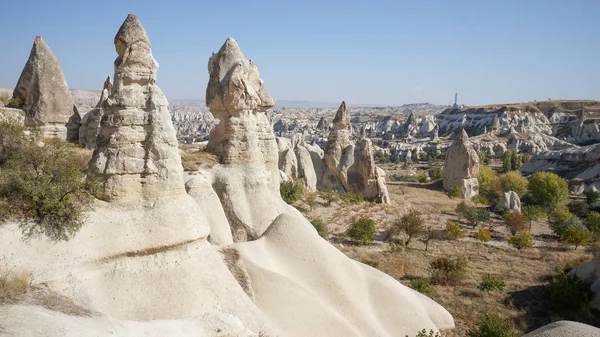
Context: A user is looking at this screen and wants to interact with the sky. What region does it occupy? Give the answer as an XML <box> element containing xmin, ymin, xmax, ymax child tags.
<box><xmin>1</xmin><ymin>0</ymin><xmax>599</xmax><ymax>106</ymax></box>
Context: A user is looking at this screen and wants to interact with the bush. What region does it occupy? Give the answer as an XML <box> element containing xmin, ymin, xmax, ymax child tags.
<box><xmin>548</xmin><ymin>273</ymin><xmax>593</xmax><ymax>313</ymax></box>
<box><xmin>508</xmin><ymin>232</ymin><xmax>534</xmax><ymax>250</ymax></box>
<box><xmin>0</xmin><ymin>120</ymin><xmax>99</xmax><ymax>241</ymax></box>
<box><xmin>447</xmin><ymin>186</ymin><xmax>463</xmax><ymax>199</ymax></box>
<box><xmin>528</xmin><ymin>172</ymin><xmax>569</xmax><ymax>207</ymax></box>
<box><xmin>405</xmin><ymin>329</ymin><xmax>441</xmax><ymax>337</ymax></box>
<box><xmin>522</xmin><ymin>205</ymin><xmax>544</xmax><ymax>231</ymax></box>
<box><xmin>343</xmin><ymin>191</ymin><xmax>365</xmax><ymax>204</ymax></box>
<box><xmin>310</xmin><ymin>218</ymin><xmax>328</xmax><ymax>240</ymax></box>
<box><xmin>429</xmin><ymin>255</ymin><xmax>468</xmax><ymax>285</ymax></box>
<box><xmin>466</xmin><ymin>312</ymin><xmax>518</xmax><ymax>337</ymax></box>
<box><xmin>478</xmin><ymin>274</ymin><xmax>506</xmax><ymax>292</ymax></box>
<box><xmin>280</xmin><ymin>181</ymin><xmax>304</xmax><ymax>204</ymax></box>
<box><xmin>560</xmin><ymin>224</ymin><xmax>590</xmax><ymax>249</ymax></box>
<box><xmin>471</xmin><ymin>194</ymin><xmax>490</xmax><ymax>205</ymax></box>
<box><xmin>388</xmin><ymin>209</ymin><xmax>427</xmax><ymax>246</ymax></box>
<box><xmin>502</xmin><ymin>149</ymin><xmax>520</xmax><ymax>173</ymax></box>
<box><xmin>445</xmin><ymin>222</ymin><xmax>464</xmax><ymax>239</ymax></box>
<box><xmin>503</xmin><ymin>211</ymin><xmax>528</xmax><ymax>235</ymax></box>
<box><xmin>409</xmin><ymin>278</ymin><xmax>436</xmax><ymax>298</ymax></box>
<box><xmin>586</xmin><ymin>234</ymin><xmax>600</xmax><ymax>257</ymax></box>
<box><xmin>478</xmin><ymin>166</ymin><xmax>502</xmax><ymax>203</ymax></box>
<box><xmin>0</xmin><ymin>259</ymin><xmax>32</xmax><ymax>301</ymax></box>
<box><xmin>476</xmin><ymin>228</ymin><xmax>491</xmax><ymax>242</ymax></box>
<box><xmin>346</xmin><ymin>217</ymin><xmax>376</xmax><ymax>245</ymax></box>
<box><xmin>584</xmin><ymin>190</ymin><xmax>600</xmax><ymax>205</ymax></box>
<box><xmin>477</xmin><ymin>150</ymin><xmax>487</xmax><ymax>164</ymax></box>
<box><xmin>548</xmin><ymin>207</ymin><xmax>579</xmax><ymax>237</ymax></box>
<box><xmin>305</xmin><ymin>192</ymin><xmax>318</xmax><ymax>211</ymax></box>
<box><xmin>568</xmin><ymin>200</ymin><xmax>589</xmax><ymax>218</ymax></box>
<box><xmin>499</xmin><ymin>171</ymin><xmax>528</xmax><ymax>197</ymax></box>
<box><xmin>0</xmin><ymin>94</ymin><xmax>24</xmax><ymax>108</ymax></box>
<box><xmin>320</xmin><ymin>190</ymin><xmax>337</xmax><ymax>206</ymax></box>
<box><xmin>416</xmin><ymin>171</ymin><xmax>428</xmax><ymax>184</ymax></box>
<box><xmin>584</xmin><ymin>211</ymin><xmax>600</xmax><ymax>233</ymax></box>
<box><xmin>456</xmin><ymin>202</ymin><xmax>491</xmax><ymax>228</ymax></box>
<box><xmin>428</xmin><ymin>167</ymin><xmax>443</xmax><ymax>181</ymax></box>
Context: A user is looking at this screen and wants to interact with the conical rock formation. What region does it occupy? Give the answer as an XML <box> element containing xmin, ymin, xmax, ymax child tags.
<box><xmin>79</xmin><ymin>76</ymin><xmax>111</xmax><ymax>148</ymax></box>
<box><xmin>443</xmin><ymin>130</ymin><xmax>480</xmax><ymax>199</ymax></box>
<box><xmin>13</xmin><ymin>36</ymin><xmax>80</xmax><ymax>141</ymax></box>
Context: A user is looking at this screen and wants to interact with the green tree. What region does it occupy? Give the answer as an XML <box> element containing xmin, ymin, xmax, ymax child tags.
<box><xmin>388</xmin><ymin>209</ymin><xmax>427</xmax><ymax>246</ymax></box>
<box><xmin>0</xmin><ymin>119</ymin><xmax>99</xmax><ymax>241</ymax></box>
<box><xmin>522</xmin><ymin>205</ymin><xmax>544</xmax><ymax>231</ymax></box>
<box><xmin>456</xmin><ymin>202</ymin><xmax>490</xmax><ymax>228</ymax></box>
<box><xmin>584</xmin><ymin>211</ymin><xmax>600</xmax><ymax>233</ymax></box>
<box><xmin>561</xmin><ymin>224</ymin><xmax>591</xmax><ymax>250</ymax></box>
<box><xmin>509</xmin><ymin>232</ymin><xmax>534</xmax><ymax>250</ymax></box>
<box><xmin>528</xmin><ymin>172</ymin><xmax>569</xmax><ymax>207</ymax></box>
<box><xmin>584</xmin><ymin>190</ymin><xmax>600</xmax><ymax>205</ymax></box>
<box><xmin>502</xmin><ymin>149</ymin><xmax>519</xmax><ymax>172</ymax></box>
<box><xmin>477</xmin><ymin>150</ymin><xmax>487</xmax><ymax>164</ymax></box>
<box><xmin>346</xmin><ymin>217</ymin><xmax>376</xmax><ymax>245</ymax></box>
<box><xmin>548</xmin><ymin>207</ymin><xmax>578</xmax><ymax>237</ymax></box>
<box><xmin>499</xmin><ymin>171</ymin><xmax>528</xmax><ymax>197</ymax></box>
<box><xmin>503</xmin><ymin>211</ymin><xmax>528</xmax><ymax>235</ymax></box>
<box><xmin>478</xmin><ymin>166</ymin><xmax>502</xmax><ymax>203</ymax></box>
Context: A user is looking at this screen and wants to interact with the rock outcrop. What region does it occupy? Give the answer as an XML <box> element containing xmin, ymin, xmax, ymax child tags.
<box><xmin>276</xmin><ymin>135</ymin><xmax>323</xmax><ymax>191</ymax></box>
<box><xmin>495</xmin><ymin>191</ymin><xmax>521</xmax><ymax>213</ymax></box>
<box><xmin>443</xmin><ymin>130</ymin><xmax>479</xmax><ymax>199</ymax></box>
<box><xmin>324</xmin><ymin>101</ymin><xmax>390</xmax><ymax>203</ymax></box>
<box><xmin>204</xmin><ymin>37</ymin><xmax>294</xmax><ymax>241</ymax></box>
<box><xmin>79</xmin><ymin>76</ymin><xmax>111</xmax><ymax>148</ymax></box>
<box><xmin>89</xmin><ymin>15</ymin><xmax>186</xmax><ymax>201</ymax></box>
<box><xmin>13</xmin><ymin>36</ymin><xmax>80</xmax><ymax>141</ymax></box>
<box><xmin>524</xmin><ymin>321</ymin><xmax>600</xmax><ymax>337</ymax></box>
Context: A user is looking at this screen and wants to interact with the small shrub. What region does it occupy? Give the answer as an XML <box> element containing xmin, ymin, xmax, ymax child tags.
<box><xmin>584</xmin><ymin>211</ymin><xmax>600</xmax><ymax>233</ymax></box>
<box><xmin>503</xmin><ymin>211</ymin><xmax>528</xmax><ymax>235</ymax></box>
<box><xmin>477</xmin><ymin>150</ymin><xmax>487</xmax><ymax>164</ymax></box>
<box><xmin>310</xmin><ymin>218</ymin><xmax>328</xmax><ymax>240</ymax></box>
<box><xmin>429</xmin><ymin>255</ymin><xmax>468</xmax><ymax>285</ymax></box>
<box><xmin>447</xmin><ymin>186</ymin><xmax>463</xmax><ymax>199</ymax></box>
<box><xmin>548</xmin><ymin>207</ymin><xmax>578</xmax><ymax>237</ymax></box>
<box><xmin>406</xmin><ymin>329</ymin><xmax>441</xmax><ymax>337</ymax></box>
<box><xmin>508</xmin><ymin>232</ymin><xmax>534</xmax><ymax>250</ymax></box>
<box><xmin>0</xmin><ymin>259</ymin><xmax>31</xmax><ymax>302</ymax></box>
<box><xmin>466</xmin><ymin>312</ymin><xmax>518</xmax><ymax>337</ymax></box>
<box><xmin>456</xmin><ymin>202</ymin><xmax>491</xmax><ymax>228</ymax></box>
<box><xmin>478</xmin><ymin>274</ymin><xmax>506</xmax><ymax>292</ymax></box>
<box><xmin>584</xmin><ymin>190</ymin><xmax>600</xmax><ymax>205</ymax></box>
<box><xmin>305</xmin><ymin>192</ymin><xmax>318</xmax><ymax>211</ymax></box>
<box><xmin>428</xmin><ymin>167</ymin><xmax>443</xmax><ymax>181</ymax></box>
<box><xmin>416</xmin><ymin>171</ymin><xmax>428</xmax><ymax>184</ymax></box>
<box><xmin>476</xmin><ymin>228</ymin><xmax>491</xmax><ymax>242</ymax></box>
<box><xmin>320</xmin><ymin>190</ymin><xmax>337</xmax><ymax>206</ymax></box>
<box><xmin>528</xmin><ymin>172</ymin><xmax>569</xmax><ymax>207</ymax></box>
<box><xmin>560</xmin><ymin>224</ymin><xmax>591</xmax><ymax>250</ymax></box>
<box><xmin>445</xmin><ymin>222</ymin><xmax>463</xmax><ymax>239</ymax></box>
<box><xmin>472</xmin><ymin>194</ymin><xmax>490</xmax><ymax>205</ymax></box>
<box><xmin>388</xmin><ymin>209</ymin><xmax>427</xmax><ymax>246</ymax></box>
<box><xmin>548</xmin><ymin>273</ymin><xmax>593</xmax><ymax>313</ymax></box>
<box><xmin>586</xmin><ymin>234</ymin><xmax>600</xmax><ymax>257</ymax></box>
<box><xmin>343</xmin><ymin>191</ymin><xmax>364</xmax><ymax>204</ymax></box>
<box><xmin>280</xmin><ymin>181</ymin><xmax>304</xmax><ymax>204</ymax></box>
<box><xmin>409</xmin><ymin>278</ymin><xmax>436</xmax><ymax>297</ymax></box>
<box><xmin>346</xmin><ymin>217</ymin><xmax>376</xmax><ymax>245</ymax></box>
<box><xmin>499</xmin><ymin>171</ymin><xmax>529</xmax><ymax>197</ymax></box>
<box><xmin>568</xmin><ymin>200</ymin><xmax>589</xmax><ymax>218</ymax></box>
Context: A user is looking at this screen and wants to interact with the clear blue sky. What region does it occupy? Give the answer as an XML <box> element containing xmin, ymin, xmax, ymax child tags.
<box><xmin>1</xmin><ymin>0</ymin><xmax>599</xmax><ymax>106</ymax></box>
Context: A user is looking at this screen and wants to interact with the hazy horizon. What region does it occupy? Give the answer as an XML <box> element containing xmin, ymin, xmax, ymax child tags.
<box><xmin>1</xmin><ymin>0</ymin><xmax>599</xmax><ymax>106</ymax></box>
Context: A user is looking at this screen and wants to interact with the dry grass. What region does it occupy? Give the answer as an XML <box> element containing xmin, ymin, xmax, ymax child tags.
<box><xmin>0</xmin><ymin>258</ymin><xmax>31</xmax><ymax>302</ymax></box>
<box><xmin>181</xmin><ymin>150</ymin><xmax>219</xmax><ymax>171</ymax></box>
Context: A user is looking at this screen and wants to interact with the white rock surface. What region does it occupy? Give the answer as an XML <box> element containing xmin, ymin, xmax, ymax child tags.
<box><xmin>523</xmin><ymin>320</ymin><xmax>600</xmax><ymax>337</ymax></box>
<box><xmin>495</xmin><ymin>191</ymin><xmax>522</xmax><ymax>212</ymax></box>
<box><xmin>443</xmin><ymin>130</ymin><xmax>480</xmax><ymax>199</ymax></box>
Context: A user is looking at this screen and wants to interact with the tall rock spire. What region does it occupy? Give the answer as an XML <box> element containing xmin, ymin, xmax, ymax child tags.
<box><xmin>89</xmin><ymin>14</ymin><xmax>185</xmax><ymax>201</ymax></box>
<box><xmin>13</xmin><ymin>36</ymin><xmax>80</xmax><ymax>141</ymax></box>
<box><xmin>443</xmin><ymin>129</ymin><xmax>480</xmax><ymax>199</ymax></box>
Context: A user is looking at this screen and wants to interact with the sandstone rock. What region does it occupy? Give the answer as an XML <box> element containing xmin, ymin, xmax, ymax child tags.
<box><xmin>13</xmin><ymin>36</ymin><xmax>80</xmax><ymax>141</ymax></box>
<box><xmin>443</xmin><ymin>130</ymin><xmax>479</xmax><ymax>199</ymax></box>
<box><xmin>89</xmin><ymin>15</ymin><xmax>187</xmax><ymax>202</ymax></box>
<box><xmin>495</xmin><ymin>191</ymin><xmax>521</xmax><ymax>213</ymax></box>
<box><xmin>80</xmin><ymin>76</ymin><xmax>111</xmax><ymax>148</ymax></box>
<box><xmin>205</xmin><ymin>38</ymin><xmax>296</xmax><ymax>241</ymax></box>
<box><xmin>324</xmin><ymin>101</ymin><xmax>355</xmax><ymax>191</ymax></box>
<box><xmin>524</xmin><ymin>320</ymin><xmax>600</xmax><ymax>337</ymax></box>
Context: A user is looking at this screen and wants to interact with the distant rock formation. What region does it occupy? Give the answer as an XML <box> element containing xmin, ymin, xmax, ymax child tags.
<box><xmin>276</xmin><ymin>135</ymin><xmax>326</xmax><ymax>192</ymax></box>
<box><xmin>79</xmin><ymin>76</ymin><xmax>111</xmax><ymax>148</ymax></box>
<box><xmin>89</xmin><ymin>14</ymin><xmax>190</xmax><ymax>202</ymax></box>
<box><xmin>13</xmin><ymin>36</ymin><xmax>80</xmax><ymax>141</ymax></box>
<box><xmin>324</xmin><ymin>101</ymin><xmax>390</xmax><ymax>203</ymax></box>
<box><xmin>316</xmin><ymin>116</ymin><xmax>329</xmax><ymax>132</ymax></box>
<box><xmin>443</xmin><ymin>130</ymin><xmax>479</xmax><ymax>199</ymax></box>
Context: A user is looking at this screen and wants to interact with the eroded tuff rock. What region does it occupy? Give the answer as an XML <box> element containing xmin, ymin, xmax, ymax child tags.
<box><xmin>205</xmin><ymin>38</ymin><xmax>295</xmax><ymax>241</ymax></box>
<box><xmin>13</xmin><ymin>36</ymin><xmax>80</xmax><ymax>141</ymax></box>
<box><xmin>79</xmin><ymin>76</ymin><xmax>111</xmax><ymax>148</ymax></box>
<box><xmin>495</xmin><ymin>191</ymin><xmax>521</xmax><ymax>213</ymax></box>
<box><xmin>89</xmin><ymin>15</ymin><xmax>187</xmax><ymax>201</ymax></box>
<box><xmin>276</xmin><ymin>135</ymin><xmax>324</xmax><ymax>191</ymax></box>
<box><xmin>443</xmin><ymin>130</ymin><xmax>479</xmax><ymax>199</ymax></box>
<box><xmin>324</xmin><ymin>101</ymin><xmax>390</xmax><ymax>203</ymax></box>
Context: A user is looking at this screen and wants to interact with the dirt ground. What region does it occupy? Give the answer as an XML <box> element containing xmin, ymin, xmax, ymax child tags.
<box><xmin>295</xmin><ymin>162</ymin><xmax>600</xmax><ymax>336</ymax></box>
